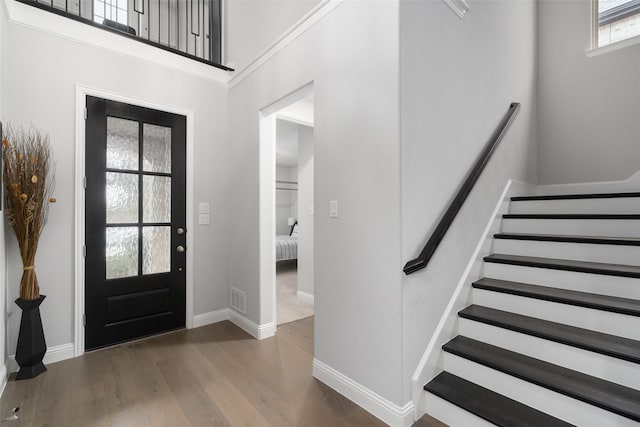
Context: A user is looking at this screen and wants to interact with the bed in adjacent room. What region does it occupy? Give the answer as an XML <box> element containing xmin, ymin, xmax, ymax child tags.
<box><xmin>276</xmin><ymin>222</ymin><xmax>298</xmax><ymax>261</ymax></box>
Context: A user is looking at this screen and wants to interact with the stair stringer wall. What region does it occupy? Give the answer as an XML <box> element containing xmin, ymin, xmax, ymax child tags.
<box><xmin>411</xmin><ymin>179</ymin><xmax>535</xmax><ymax>421</ymax></box>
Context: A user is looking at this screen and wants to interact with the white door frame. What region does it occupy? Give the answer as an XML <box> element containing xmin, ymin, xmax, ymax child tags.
<box><xmin>258</xmin><ymin>82</ymin><xmax>314</xmax><ymax>331</ymax></box>
<box><xmin>74</xmin><ymin>85</ymin><xmax>195</xmax><ymax>357</ymax></box>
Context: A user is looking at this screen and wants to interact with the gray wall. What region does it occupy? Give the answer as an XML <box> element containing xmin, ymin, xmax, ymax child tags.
<box><xmin>224</xmin><ymin>0</ymin><xmax>322</xmax><ymax>70</ymax></box>
<box><xmin>228</xmin><ymin>0</ymin><xmax>404</xmax><ymax>406</ymax></box>
<box><xmin>3</xmin><ymin>19</ymin><xmax>229</xmax><ymax>352</ymax></box>
<box><xmin>538</xmin><ymin>0</ymin><xmax>640</xmax><ymax>184</ymax></box>
<box><xmin>0</xmin><ymin>0</ymin><xmax>7</xmax><ymax>376</ymax></box>
<box><xmin>275</xmin><ymin>165</ymin><xmax>297</xmax><ymax>236</ymax></box>
<box><xmin>400</xmin><ymin>0</ymin><xmax>538</xmax><ymax>402</ymax></box>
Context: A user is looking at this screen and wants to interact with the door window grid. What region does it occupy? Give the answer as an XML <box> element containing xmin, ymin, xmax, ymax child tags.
<box><xmin>105</xmin><ymin>117</ymin><xmax>172</xmax><ymax>280</ymax></box>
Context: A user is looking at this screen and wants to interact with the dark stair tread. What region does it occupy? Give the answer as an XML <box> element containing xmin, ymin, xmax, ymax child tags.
<box><xmin>494</xmin><ymin>233</ymin><xmax>640</xmax><ymax>246</ymax></box>
<box><xmin>503</xmin><ymin>213</ymin><xmax>640</xmax><ymax>219</ymax></box>
<box><xmin>484</xmin><ymin>253</ymin><xmax>640</xmax><ymax>279</ymax></box>
<box><xmin>458</xmin><ymin>305</ymin><xmax>640</xmax><ymax>364</ymax></box>
<box><xmin>444</xmin><ymin>336</ymin><xmax>640</xmax><ymax>422</ymax></box>
<box><xmin>424</xmin><ymin>371</ymin><xmax>574</xmax><ymax>427</ymax></box>
<box><xmin>511</xmin><ymin>192</ymin><xmax>640</xmax><ymax>201</ymax></box>
<box><xmin>473</xmin><ymin>277</ymin><xmax>640</xmax><ymax>317</ymax></box>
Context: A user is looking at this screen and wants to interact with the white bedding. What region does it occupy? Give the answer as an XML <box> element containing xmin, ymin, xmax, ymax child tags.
<box><xmin>276</xmin><ymin>235</ymin><xmax>297</xmax><ymax>261</ymax></box>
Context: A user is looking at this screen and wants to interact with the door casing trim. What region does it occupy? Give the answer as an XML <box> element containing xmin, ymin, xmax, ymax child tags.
<box><xmin>74</xmin><ymin>85</ymin><xmax>195</xmax><ymax>357</ymax></box>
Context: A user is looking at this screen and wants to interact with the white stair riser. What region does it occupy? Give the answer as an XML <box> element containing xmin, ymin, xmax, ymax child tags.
<box><xmin>483</xmin><ymin>263</ymin><xmax>640</xmax><ymax>300</ymax></box>
<box><xmin>443</xmin><ymin>353</ymin><xmax>638</xmax><ymax>427</ymax></box>
<box><xmin>509</xmin><ymin>198</ymin><xmax>640</xmax><ymax>214</ymax></box>
<box><xmin>493</xmin><ymin>239</ymin><xmax>640</xmax><ymax>266</ymax></box>
<box><xmin>501</xmin><ymin>218</ymin><xmax>640</xmax><ymax>237</ymax></box>
<box><xmin>458</xmin><ymin>318</ymin><xmax>640</xmax><ymax>390</ymax></box>
<box><xmin>472</xmin><ymin>289</ymin><xmax>640</xmax><ymax>340</ymax></box>
<box><xmin>423</xmin><ymin>392</ymin><xmax>496</xmax><ymax>427</ymax></box>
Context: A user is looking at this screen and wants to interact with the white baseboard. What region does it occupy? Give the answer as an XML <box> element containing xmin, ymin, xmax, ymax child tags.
<box><xmin>8</xmin><ymin>342</ymin><xmax>75</xmax><ymax>373</ymax></box>
<box><xmin>192</xmin><ymin>308</ymin><xmax>229</xmax><ymax>328</ymax></box>
<box><xmin>296</xmin><ymin>290</ymin><xmax>315</xmax><ymax>306</ymax></box>
<box><xmin>228</xmin><ymin>310</ymin><xmax>276</xmax><ymax>340</ymax></box>
<box><xmin>313</xmin><ymin>359</ymin><xmax>415</xmax><ymax>427</ymax></box>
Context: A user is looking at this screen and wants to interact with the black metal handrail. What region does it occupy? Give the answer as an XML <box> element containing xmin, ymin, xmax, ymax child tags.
<box><xmin>17</xmin><ymin>0</ymin><xmax>232</xmax><ymax>72</ymax></box>
<box><xmin>403</xmin><ymin>102</ymin><xmax>521</xmax><ymax>275</ymax></box>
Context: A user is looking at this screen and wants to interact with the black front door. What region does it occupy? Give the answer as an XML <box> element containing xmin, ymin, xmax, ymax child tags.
<box><xmin>85</xmin><ymin>96</ymin><xmax>186</xmax><ymax>350</ymax></box>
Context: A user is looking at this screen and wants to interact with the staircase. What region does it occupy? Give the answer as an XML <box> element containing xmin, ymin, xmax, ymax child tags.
<box><xmin>422</xmin><ymin>191</ymin><xmax>640</xmax><ymax>426</ymax></box>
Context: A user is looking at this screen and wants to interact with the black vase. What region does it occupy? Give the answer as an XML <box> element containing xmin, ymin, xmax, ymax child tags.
<box><xmin>15</xmin><ymin>295</ymin><xmax>47</xmax><ymax>380</ymax></box>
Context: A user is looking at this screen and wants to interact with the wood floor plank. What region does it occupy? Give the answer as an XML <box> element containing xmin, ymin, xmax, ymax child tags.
<box><xmin>131</xmin><ymin>359</ymin><xmax>192</xmax><ymax>427</ymax></box>
<box><xmin>31</xmin><ymin>359</ymin><xmax>73</xmax><ymax>427</ymax></box>
<box><xmin>100</xmin><ymin>346</ymin><xmax>151</xmax><ymax>427</ymax></box>
<box><xmin>0</xmin><ymin>317</ymin><xmax>415</xmax><ymax>427</ymax></box>
<box><xmin>0</xmin><ymin>372</ymin><xmax>43</xmax><ymax>427</ymax></box>
<box><xmin>157</xmin><ymin>356</ymin><xmax>232</xmax><ymax>426</ymax></box>
<box><xmin>70</xmin><ymin>382</ymin><xmax>110</xmax><ymax>427</ymax></box>
<box><xmin>192</xmin><ymin>325</ymin><xmax>295</xmax><ymax>426</ymax></box>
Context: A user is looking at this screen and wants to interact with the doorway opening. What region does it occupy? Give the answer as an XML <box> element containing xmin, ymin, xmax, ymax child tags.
<box><xmin>259</xmin><ymin>83</ymin><xmax>315</xmax><ymax>330</ymax></box>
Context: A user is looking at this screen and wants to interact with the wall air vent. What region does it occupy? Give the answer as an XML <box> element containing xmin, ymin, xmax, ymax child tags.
<box><xmin>230</xmin><ymin>287</ymin><xmax>247</xmax><ymax>314</ymax></box>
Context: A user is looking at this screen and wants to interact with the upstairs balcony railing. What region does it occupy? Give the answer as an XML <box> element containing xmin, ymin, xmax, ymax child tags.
<box><xmin>17</xmin><ymin>0</ymin><xmax>231</xmax><ymax>70</ymax></box>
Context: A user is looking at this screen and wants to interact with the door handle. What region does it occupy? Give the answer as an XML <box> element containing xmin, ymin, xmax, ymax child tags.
<box><xmin>177</xmin><ymin>227</ymin><xmax>185</xmax><ymax>235</ymax></box>
<box><xmin>176</xmin><ymin>245</ymin><xmax>185</xmax><ymax>253</ymax></box>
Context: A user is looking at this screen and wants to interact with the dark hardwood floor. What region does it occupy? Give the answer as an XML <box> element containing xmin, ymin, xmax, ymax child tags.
<box><xmin>0</xmin><ymin>317</ymin><xmax>446</xmax><ymax>426</ymax></box>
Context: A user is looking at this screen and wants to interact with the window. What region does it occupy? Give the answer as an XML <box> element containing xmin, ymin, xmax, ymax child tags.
<box><xmin>595</xmin><ymin>0</ymin><xmax>640</xmax><ymax>47</ymax></box>
<box><xmin>93</xmin><ymin>0</ymin><xmax>128</xmax><ymax>26</ymax></box>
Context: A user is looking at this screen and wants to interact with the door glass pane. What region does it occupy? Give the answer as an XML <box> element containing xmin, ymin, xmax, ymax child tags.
<box><xmin>106</xmin><ymin>172</ymin><xmax>138</xmax><ymax>224</ymax></box>
<box><xmin>106</xmin><ymin>227</ymin><xmax>138</xmax><ymax>279</ymax></box>
<box><xmin>143</xmin><ymin>226</ymin><xmax>171</xmax><ymax>275</ymax></box>
<box><xmin>107</xmin><ymin>117</ymin><xmax>139</xmax><ymax>170</ymax></box>
<box><xmin>143</xmin><ymin>124</ymin><xmax>171</xmax><ymax>173</ymax></box>
<box><xmin>143</xmin><ymin>175</ymin><xmax>171</xmax><ymax>222</ymax></box>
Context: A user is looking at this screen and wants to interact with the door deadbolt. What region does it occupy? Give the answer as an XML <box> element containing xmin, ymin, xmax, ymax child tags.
<box><xmin>177</xmin><ymin>227</ymin><xmax>185</xmax><ymax>235</ymax></box>
<box><xmin>176</xmin><ymin>245</ymin><xmax>185</xmax><ymax>253</ymax></box>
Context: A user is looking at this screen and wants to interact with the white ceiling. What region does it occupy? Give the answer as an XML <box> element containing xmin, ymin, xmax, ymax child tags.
<box><xmin>275</xmin><ymin>94</ymin><xmax>314</xmax><ymax>167</ymax></box>
<box><xmin>276</xmin><ymin>120</ymin><xmax>300</xmax><ymax>167</ymax></box>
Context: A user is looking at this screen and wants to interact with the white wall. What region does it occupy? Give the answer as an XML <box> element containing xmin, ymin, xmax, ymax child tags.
<box><xmin>275</xmin><ymin>165</ymin><xmax>297</xmax><ymax>235</ymax></box>
<box><xmin>228</xmin><ymin>0</ymin><xmax>404</xmax><ymax>407</ymax></box>
<box><xmin>538</xmin><ymin>0</ymin><xmax>640</xmax><ymax>184</ymax></box>
<box><xmin>3</xmin><ymin>17</ymin><xmax>229</xmax><ymax>353</ymax></box>
<box><xmin>224</xmin><ymin>0</ymin><xmax>321</xmax><ymax>70</ymax></box>
<box><xmin>297</xmin><ymin>125</ymin><xmax>313</xmax><ymax>296</ymax></box>
<box><xmin>400</xmin><ymin>0</ymin><xmax>537</xmax><ymax>403</ymax></box>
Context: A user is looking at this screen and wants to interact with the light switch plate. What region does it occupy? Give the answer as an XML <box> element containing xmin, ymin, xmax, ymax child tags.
<box><xmin>198</xmin><ymin>203</ymin><xmax>210</xmax><ymax>214</ymax></box>
<box><xmin>309</xmin><ymin>206</ymin><xmax>314</xmax><ymax>216</ymax></box>
<box><xmin>330</xmin><ymin>200</ymin><xmax>338</xmax><ymax>218</ymax></box>
<box><xmin>199</xmin><ymin>213</ymin><xmax>210</xmax><ymax>225</ymax></box>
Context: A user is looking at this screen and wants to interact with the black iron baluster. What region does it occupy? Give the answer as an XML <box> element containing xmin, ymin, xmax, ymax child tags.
<box><xmin>176</xmin><ymin>0</ymin><xmax>179</xmax><ymax>51</ymax></box>
<box><xmin>147</xmin><ymin>0</ymin><xmax>150</xmax><ymax>40</ymax></box>
<box><xmin>201</xmin><ymin>0</ymin><xmax>205</xmax><ymax>59</ymax></box>
<box><xmin>16</xmin><ymin>0</ymin><xmax>229</xmax><ymax>68</ymax></box>
<box><xmin>184</xmin><ymin>2</ymin><xmax>188</xmax><ymax>53</ymax></box>
<box><xmin>190</xmin><ymin>0</ymin><xmax>199</xmax><ymax>36</ymax></box>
